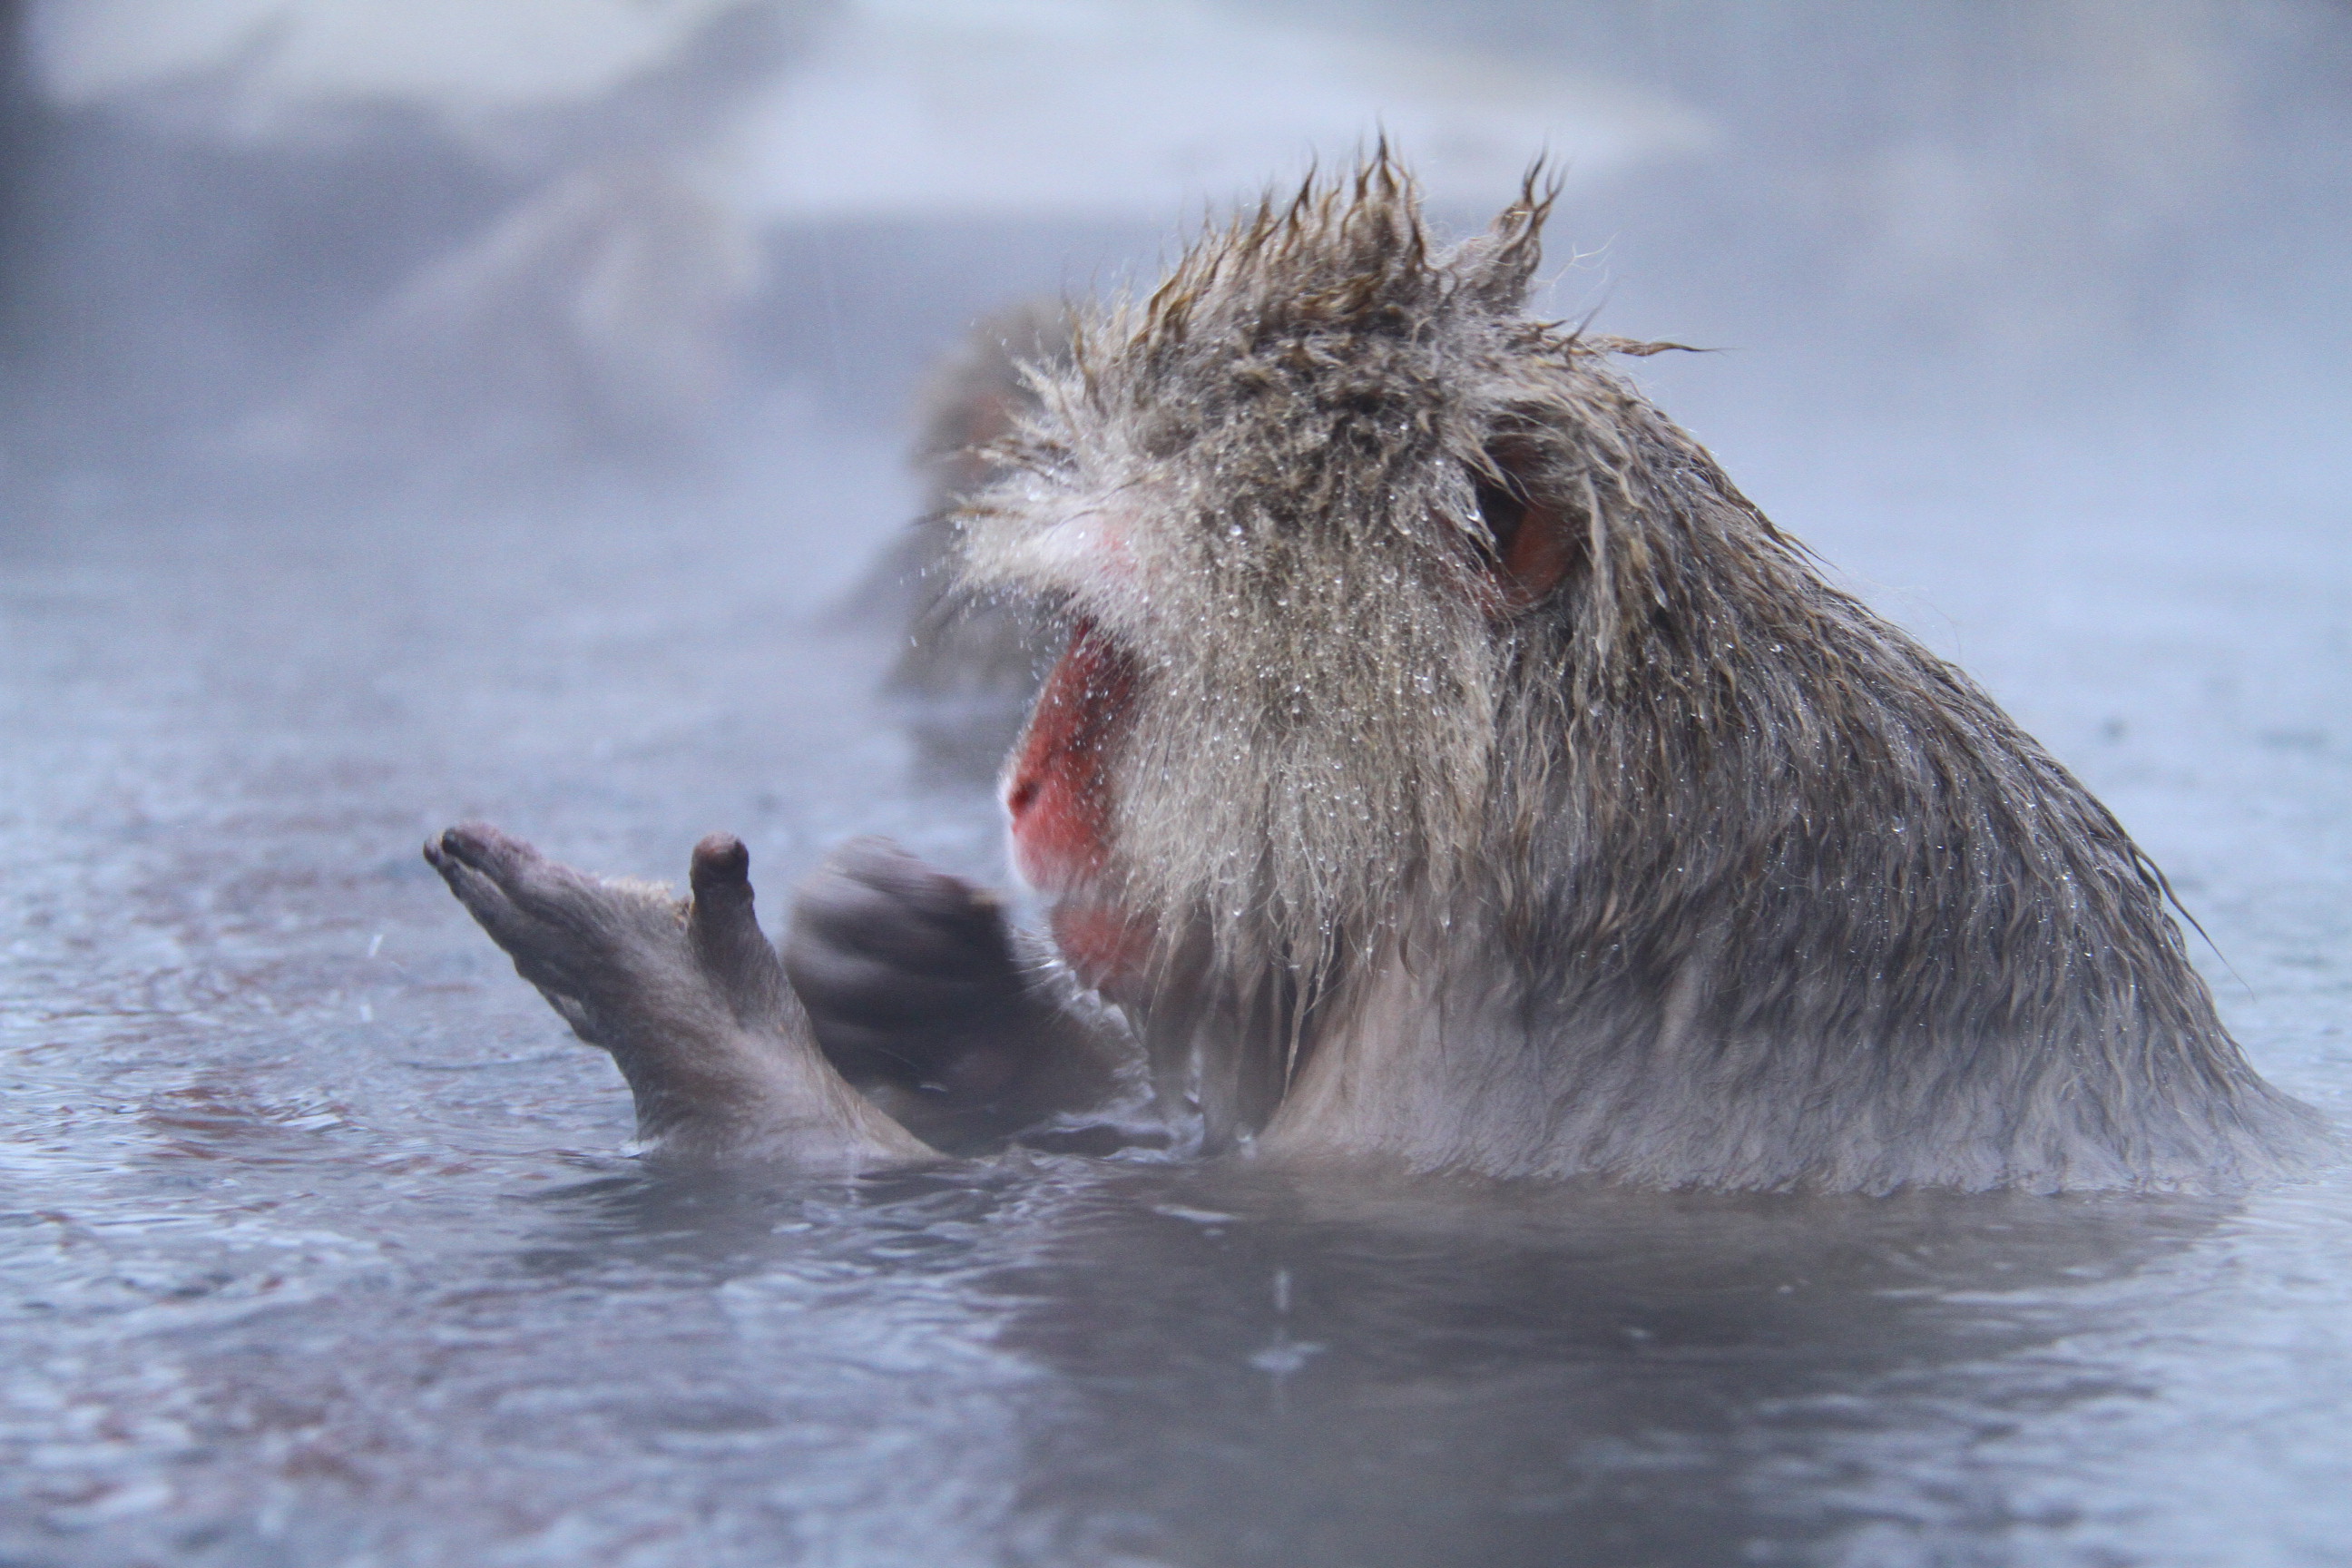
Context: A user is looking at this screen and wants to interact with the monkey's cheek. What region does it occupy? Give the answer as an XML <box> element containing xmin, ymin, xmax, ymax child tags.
<box><xmin>1048</xmin><ymin>900</ymin><xmax>1155</xmax><ymax>995</ymax></box>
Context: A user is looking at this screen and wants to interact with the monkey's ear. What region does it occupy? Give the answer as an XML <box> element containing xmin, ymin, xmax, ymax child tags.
<box><xmin>1471</xmin><ymin>455</ymin><xmax>1576</xmax><ymax>610</ymax></box>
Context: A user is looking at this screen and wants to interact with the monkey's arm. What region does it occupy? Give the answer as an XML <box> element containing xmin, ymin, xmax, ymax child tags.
<box><xmin>783</xmin><ymin>838</ymin><xmax>1141</xmax><ymax>1153</ymax></box>
<box><xmin>426</xmin><ymin>824</ymin><xmax>933</xmax><ymax>1169</ymax></box>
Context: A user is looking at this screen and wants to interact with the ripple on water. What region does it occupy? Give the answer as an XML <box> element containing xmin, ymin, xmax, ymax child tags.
<box><xmin>3</xmin><ymin>447</ymin><xmax>2347</xmax><ymax>1567</ymax></box>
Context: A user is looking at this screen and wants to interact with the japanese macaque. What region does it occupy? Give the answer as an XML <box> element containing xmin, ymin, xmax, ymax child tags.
<box><xmin>430</xmin><ymin>156</ymin><xmax>2329</xmax><ymax>1191</ymax></box>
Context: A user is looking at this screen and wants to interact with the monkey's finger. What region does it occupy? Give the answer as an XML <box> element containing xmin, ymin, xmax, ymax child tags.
<box><xmin>432</xmin><ymin>823</ymin><xmax>623</xmax><ymax>932</ymax></box>
<box><xmin>427</xmin><ymin>825</ymin><xmax>553</xmax><ymax>942</ymax></box>
<box><xmin>818</xmin><ymin>837</ymin><xmax>1000</xmax><ymax>920</ymax></box>
<box><xmin>425</xmin><ymin>831</ymin><xmax>526</xmax><ymax>935</ymax></box>
<box><xmin>782</xmin><ymin>934</ymin><xmax>1016</xmax><ymax>1031</ymax></box>
<box><xmin>792</xmin><ymin>838</ymin><xmax>1017</xmax><ymax>978</ymax></box>
<box><xmin>687</xmin><ymin>834</ymin><xmax>793</xmax><ymax>1031</ymax></box>
<box><xmin>430</xmin><ymin>820</ymin><xmax>534</xmax><ymax>879</ymax></box>
<box><xmin>426</xmin><ymin>834</ymin><xmax>599</xmax><ymax>995</ymax></box>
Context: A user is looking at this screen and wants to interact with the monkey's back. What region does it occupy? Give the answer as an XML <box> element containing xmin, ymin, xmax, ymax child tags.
<box><xmin>958</xmin><ymin>157</ymin><xmax>2330</xmax><ymax>1192</ymax></box>
<box><xmin>1368</xmin><ymin>413</ymin><xmax>2328</xmax><ymax>1191</ymax></box>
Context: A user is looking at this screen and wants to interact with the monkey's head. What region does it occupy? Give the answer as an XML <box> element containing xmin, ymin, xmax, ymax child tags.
<box><xmin>964</xmin><ymin>154</ymin><xmax>1665</xmax><ymax>1006</ymax></box>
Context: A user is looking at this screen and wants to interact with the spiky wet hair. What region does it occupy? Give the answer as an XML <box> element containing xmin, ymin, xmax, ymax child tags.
<box><xmin>962</xmin><ymin>154</ymin><xmax>2324</xmax><ymax>1185</ymax></box>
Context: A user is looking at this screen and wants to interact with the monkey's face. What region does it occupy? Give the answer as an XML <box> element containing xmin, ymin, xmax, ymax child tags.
<box><xmin>1001</xmin><ymin>617</ymin><xmax>1152</xmax><ymax>990</ymax></box>
<box><xmin>971</xmin><ymin>163</ymin><xmax>1583</xmax><ymax>993</ymax></box>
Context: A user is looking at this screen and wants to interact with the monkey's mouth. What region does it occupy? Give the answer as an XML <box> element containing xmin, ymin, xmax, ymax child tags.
<box><xmin>1047</xmin><ymin>898</ymin><xmax>1158</xmax><ymax>995</ymax></box>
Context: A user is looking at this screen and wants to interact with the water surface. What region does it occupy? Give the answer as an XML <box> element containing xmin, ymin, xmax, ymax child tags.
<box><xmin>2</xmin><ymin>407</ymin><xmax>2347</xmax><ymax>1566</ymax></box>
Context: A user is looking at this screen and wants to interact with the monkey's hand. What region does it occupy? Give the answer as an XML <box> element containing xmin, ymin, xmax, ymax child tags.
<box><xmin>426</xmin><ymin>823</ymin><xmax>931</xmax><ymax>1169</ymax></box>
<box><xmin>784</xmin><ymin>838</ymin><xmax>1137</xmax><ymax>1152</ymax></box>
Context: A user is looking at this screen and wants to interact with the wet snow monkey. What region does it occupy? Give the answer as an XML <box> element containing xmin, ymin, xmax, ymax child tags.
<box><xmin>429</xmin><ymin>157</ymin><xmax>2328</xmax><ymax>1191</ymax></box>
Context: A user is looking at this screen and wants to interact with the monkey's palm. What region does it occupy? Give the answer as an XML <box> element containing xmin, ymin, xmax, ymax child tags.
<box><xmin>426</xmin><ymin>824</ymin><xmax>928</xmax><ymax>1167</ymax></box>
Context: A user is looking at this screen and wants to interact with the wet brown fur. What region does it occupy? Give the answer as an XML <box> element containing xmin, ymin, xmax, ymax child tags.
<box><xmin>962</xmin><ymin>152</ymin><xmax>2331</xmax><ymax>1191</ymax></box>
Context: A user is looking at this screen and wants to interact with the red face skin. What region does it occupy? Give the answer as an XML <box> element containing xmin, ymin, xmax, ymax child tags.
<box><xmin>1004</xmin><ymin>480</ymin><xmax>1563</xmax><ymax>998</ymax></box>
<box><xmin>1004</xmin><ymin>621</ymin><xmax>1154</xmax><ymax>993</ymax></box>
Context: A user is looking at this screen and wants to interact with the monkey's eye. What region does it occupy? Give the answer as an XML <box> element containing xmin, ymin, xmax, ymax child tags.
<box><xmin>1467</xmin><ymin>456</ymin><xmax>1575</xmax><ymax>610</ymax></box>
<box><xmin>1473</xmin><ymin>475</ymin><xmax>1530</xmax><ymax>563</ymax></box>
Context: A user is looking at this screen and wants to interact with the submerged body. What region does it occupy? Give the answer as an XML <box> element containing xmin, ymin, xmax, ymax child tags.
<box><xmin>432</xmin><ymin>157</ymin><xmax>2328</xmax><ymax>1192</ymax></box>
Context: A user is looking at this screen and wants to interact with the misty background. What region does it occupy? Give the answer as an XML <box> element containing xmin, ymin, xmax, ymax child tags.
<box><xmin>1</xmin><ymin>0</ymin><xmax>2344</xmax><ymax>534</ymax></box>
